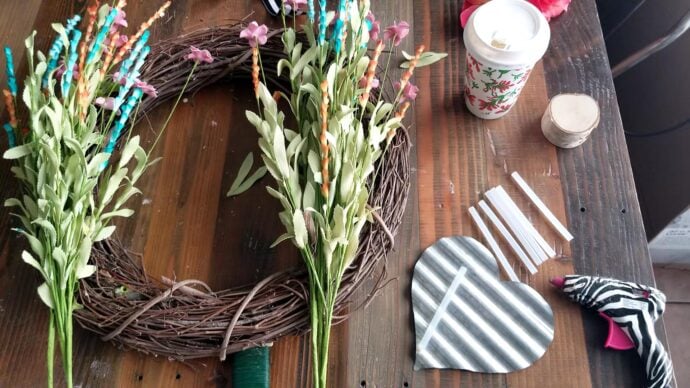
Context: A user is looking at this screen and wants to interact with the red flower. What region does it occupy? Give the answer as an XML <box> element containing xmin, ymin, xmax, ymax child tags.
<box><xmin>478</xmin><ymin>99</ymin><xmax>495</xmax><ymax>111</ymax></box>
<box><xmin>465</xmin><ymin>88</ymin><xmax>476</xmax><ymax>106</ymax></box>
<box><xmin>496</xmin><ymin>104</ymin><xmax>511</xmax><ymax>113</ymax></box>
<box><xmin>496</xmin><ymin>80</ymin><xmax>514</xmax><ymax>92</ymax></box>
<box><xmin>529</xmin><ymin>0</ymin><xmax>571</xmax><ymax>20</ymax></box>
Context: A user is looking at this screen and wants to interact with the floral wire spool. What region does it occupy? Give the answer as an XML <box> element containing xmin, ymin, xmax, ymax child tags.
<box><xmin>73</xmin><ymin>24</ymin><xmax>411</xmax><ymax>360</ymax></box>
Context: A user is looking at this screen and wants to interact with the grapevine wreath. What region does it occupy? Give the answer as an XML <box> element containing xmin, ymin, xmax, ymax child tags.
<box><xmin>73</xmin><ymin>24</ymin><xmax>411</xmax><ymax>361</ymax></box>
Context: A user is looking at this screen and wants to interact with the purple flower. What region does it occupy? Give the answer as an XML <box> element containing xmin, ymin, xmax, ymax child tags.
<box><xmin>113</xmin><ymin>8</ymin><xmax>128</xmax><ymax>28</ymax></box>
<box><xmin>104</xmin><ymin>34</ymin><xmax>129</xmax><ymax>48</ymax></box>
<box><xmin>384</xmin><ymin>21</ymin><xmax>410</xmax><ymax>47</ymax></box>
<box><xmin>240</xmin><ymin>21</ymin><xmax>269</xmax><ymax>48</ymax></box>
<box><xmin>56</xmin><ymin>61</ymin><xmax>79</xmax><ymax>80</ymax></box>
<box><xmin>135</xmin><ymin>80</ymin><xmax>158</xmax><ymax>98</ymax></box>
<box><xmin>284</xmin><ymin>0</ymin><xmax>307</xmax><ymax>12</ymax></box>
<box><xmin>185</xmin><ymin>46</ymin><xmax>214</xmax><ymax>64</ymax></box>
<box><xmin>94</xmin><ymin>97</ymin><xmax>117</xmax><ymax>111</ymax></box>
<box><xmin>112</xmin><ymin>72</ymin><xmax>127</xmax><ymax>85</ymax></box>
<box><xmin>366</xmin><ymin>11</ymin><xmax>381</xmax><ymax>41</ymax></box>
<box><xmin>359</xmin><ymin>76</ymin><xmax>380</xmax><ymax>89</ymax></box>
<box><xmin>395</xmin><ymin>81</ymin><xmax>419</xmax><ymax>103</ymax></box>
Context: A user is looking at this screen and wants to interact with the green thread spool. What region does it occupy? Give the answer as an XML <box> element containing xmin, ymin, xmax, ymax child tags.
<box><xmin>232</xmin><ymin>347</ymin><xmax>270</xmax><ymax>388</ymax></box>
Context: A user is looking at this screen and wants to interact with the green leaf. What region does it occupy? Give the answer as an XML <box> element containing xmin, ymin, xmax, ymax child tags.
<box><xmin>118</xmin><ymin>135</ymin><xmax>140</xmax><ymax>168</ymax></box>
<box><xmin>101</xmin><ymin>208</ymin><xmax>135</xmax><ymax>219</ymax></box>
<box><xmin>228</xmin><ymin>167</ymin><xmax>267</xmax><ymax>197</ymax></box>
<box><xmin>303</xmin><ymin>183</ymin><xmax>316</xmax><ymax>210</ymax></box>
<box><xmin>76</xmin><ymin>265</ymin><xmax>96</xmax><ymax>279</ymax></box>
<box><xmin>292</xmin><ymin>210</ymin><xmax>308</xmax><ymax>249</ymax></box>
<box><xmin>94</xmin><ymin>225</ymin><xmax>116</xmax><ymax>242</ymax></box>
<box><xmin>4</xmin><ymin>198</ymin><xmax>22</xmax><ymax>208</ymax></box>
<box><xmin>273</xmin><ymin>128</ymin><xmax>290</xmax><ymax>179</ymax></box>
<box><xmin>400</xmin><ymin>51</ymin><xmax>448</xmax><ymax>68</ymax></box>
<box><xmin>291</xmin><ymin>46</ymin><xmax>318</xmax><ymax>81</ymax></box>
<box><xmin>76</xmin><ymin>237</ymin><xmax>93</xmax><ymax>272</ymax></box>
<box><xmin>3</xmin><ymin>145</ymin><xmax>32</xmax><ymax>160</ymax></box>
<box><xmin>100</xmin><ymin>167</ymin><xmax>128</xmax><ymax>207</ymax></box>
<box><xmin>53</xmin><ymin>247</ymin><xmax>67</xmax><ymax>267</ymax></box>
<box><xmin>21</xmin><ymin>251</ymin><xmax>43</xmax><ymax>274</ymax></box>
<box><xmin>270</xmin><ymin>233</ymin><xmax>293</xmax><ymax>248</ymax></box>
<box><xmin>32</xmin><ymin>219</ymin><xmax>57</xmax><ymax>243</ymax></box>
<box><xmin>37</xmin><ymin>282</ymin><xmax>53</xmax><ymax>309</ymax></box>
<box><xmin>86</xmin><ymin>153</ymin><xmax>110</xmax><ymax>177</ymax></box>
<box><xmin>19</xmin><ymin>230</ymin><xmax>44</xmax><ymax>259</ymax></box>
<box><xmin>228</xmin><ymin>153</ymin><xmax>254</xmax><ymax>194</ymax></box>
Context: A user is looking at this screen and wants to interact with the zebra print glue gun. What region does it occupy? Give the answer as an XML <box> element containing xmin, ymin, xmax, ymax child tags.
<box><xmin>551</xmin><ymin>275</ymin><xmax>674</xmax><ymax>388</ymax></box>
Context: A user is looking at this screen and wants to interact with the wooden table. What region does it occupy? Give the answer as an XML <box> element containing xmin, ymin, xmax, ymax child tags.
<box><xmin>0</xmin><ymin>1</ymin><xmax>672</xmax><ymax>387</ymax></box>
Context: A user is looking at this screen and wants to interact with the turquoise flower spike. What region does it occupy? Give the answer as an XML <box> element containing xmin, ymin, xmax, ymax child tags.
<box><xmin>113</xmin><ymin>45</ymin><xmax>150</xmax><ymax>112</ymax></box>
<box><xmin>116</xmin><ymin>30</ymin><xmax>150</xmax><ymax>81</ymax></box>
<box><xmin>87</xmin><ymin>7</ymin><xmax>119</xmax><ymax>64</ymax></box>
<box><xmin>318</xmin><ymin>0</ymin><xmax>327</xmax><ymax>45</ymax></box>
<box><xmin>44</xmin><ymin>14</ymin><xmax>81</xmax><ymax>88</ymax></box>
<box><xmin>61</xmin><ymin>29</ymin><xmax>82</xmax><ymax>96</ymax></box>
<box><xmin>307</xmin><ymin>0</ymin><xmax>315</xmax><ymax>23</ymax></box>
<box><xmin>101</xmin><ymin>88</ymin><xmax>144</xmax><ymax>170</ymax></box>
<box><xmin>4</xmin><ymin>47</ymin><xmax>17</xmax><ymax>96</ymax></box>
<box><xmin>3</xmin><ymin>123</ymin><xmax>16</xmax><ymax>148</ymax></box>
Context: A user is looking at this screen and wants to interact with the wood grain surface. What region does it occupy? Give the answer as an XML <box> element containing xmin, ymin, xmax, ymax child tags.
<box><xmin>0</xmin><ymin>0</ymin><xmax>671</xmax><ymax>387</ymax></box>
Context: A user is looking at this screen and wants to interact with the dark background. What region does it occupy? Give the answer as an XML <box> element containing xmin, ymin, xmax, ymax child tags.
<box><xmin>597</xmin><ymin>0</ymin><xmax>690</xmax><ymax>239</ymax></box>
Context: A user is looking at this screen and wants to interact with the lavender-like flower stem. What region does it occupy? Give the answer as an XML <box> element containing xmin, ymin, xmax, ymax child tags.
<box><xmin>318</xmin><ymin>0</ymin><xmax>327</xmax><ymax>45</ymax></box>
<box><xmin>4</xmin><ymin>47</ymin><xmax>17</xmax><ymax>96</ymax></box>
<box><xmin>101</xmin><ymin>87</ymin><xmax>144</xmax><ymax>170</ymax></box>
<box><xmin>87</xmin><ymin>7</ymin><xmax>119</xmax><ymax>64</ymax></box>
<box><xmin>61</xmin><ymin>29</ymin><xmax>82</xmax><ymax>96</ymax></box>
<box><xmin>44</xmin><ymin>14</ymin><xmax>81</xmax><ymax>88</ymax></box>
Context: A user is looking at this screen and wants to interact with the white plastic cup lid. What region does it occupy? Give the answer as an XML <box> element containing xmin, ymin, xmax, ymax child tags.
<box><xmin>464</xmin><ymin>0</ymin><xmax>550</xmax><ymax>67</ymax></box>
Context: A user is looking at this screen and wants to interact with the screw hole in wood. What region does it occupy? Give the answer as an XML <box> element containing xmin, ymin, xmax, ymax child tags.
<box><xmin>621</xmin><ymin>208</ymin><xmax>626</xmax><ymax>214</ymax></box>
<box><xmin>137</xmin><ymin>374</ymin><xmax>143</xmax><ymax>381</ymax></box>
<box><xmin>175</xmin><ymin>373</ymin><xmax>181</xmax><ymax>380</ymax></box>
<box><xmin>580</xmin><ymin>207</ymin><xmax>586</xmax><ymax>213</ymax></box>
<box><xmin>404</xmin><ymin>382</ymin><xmax>410</xmax><ymax>387</ymax></box>
<box><xmin>361</xmin><ymin>380</ymin><xmax>366</xmax><ymax>386</ymax></box>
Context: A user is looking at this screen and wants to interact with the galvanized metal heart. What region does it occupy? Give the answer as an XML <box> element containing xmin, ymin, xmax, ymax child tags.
<box><xmin>412</xmin><ymin>236</ymin><xmax>554</xmax><ymax>373</ymax></box>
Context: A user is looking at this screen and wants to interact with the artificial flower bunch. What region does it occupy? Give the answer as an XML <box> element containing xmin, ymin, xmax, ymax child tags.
<box><xmin>460</xmin><ymin>0</ymin><xmax>572</xmax><ymax>27</ymax></box>
<box><xmin>2</xmin><ymin>1</ymin><xmax>172</xmax><ymax>387</ymax></box>
<box><xmin>241</xmin><ymin>1</ymin><xmax>437</xmax><ymax>387</ymax></box>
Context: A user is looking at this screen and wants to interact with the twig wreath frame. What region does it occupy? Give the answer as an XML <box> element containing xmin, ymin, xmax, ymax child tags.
<box><xmin>73</xmin><ymin>24</ymin><xmax>410</xmax><ymax>361</ymax></box>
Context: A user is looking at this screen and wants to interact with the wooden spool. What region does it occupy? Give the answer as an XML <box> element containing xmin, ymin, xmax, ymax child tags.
<box><xmin>541</xmin><ymin>93</ymin><xmax>600</xmax><ymax>148</ymax></box>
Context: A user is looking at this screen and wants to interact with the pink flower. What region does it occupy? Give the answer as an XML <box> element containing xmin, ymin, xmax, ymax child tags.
<box><xmin>112</xmin><ymin>72</ymin><xmax>127</xmax><ymax>85</ymax></box>
<box><xmin>383</xmin><ymin>21</ymin><xmax>409</xmax><ymax>47</ymax></box>
<box><xmin>359</xmin><ymin>76</ymin><xmax>380</xmax><ymax>89</ymax></box>
<box><xmin>283</xmin><ymin>0</ymin><xmax>307</xmax><ymax>12</ymax></box>
<box><xmin>240</xmin><ymin>21</ymin><xmax>269</xmax><ymax>48</ymax></box>
<box><xmin>94</xmin><ymin>97</ymin><xmax>117</xmax><ymax>111</ymax></box>
<box><xmin>104</xmin><ymin>34</ymin><xmax>128</xmax><ymax>48</ymax></box>
<box><xmin>460</xmin><ymin>0</ymin><xmax>569</xmax><ymax>27</ymax></box>
<box><xmin>113</xmin><ymin>8</ymin><xmax>128</xmax><ymax>28</ymax></box>
<box><xmin>135</xmin><ymin>80</ymin><xmax>158</xmax><ymax>98</ymax></box>
<box><xmin>366</xmin><ymin>11</ymin><xmax>381</xmax><ymax>41</ymax></box>
<box><xmin>529</xmin><ymin>0</ymin><xmax>571</xmax><ymax>20</ymax></box>
<box><xmin>395</xmin><ymin>81</ymin><xmax>419</xmax><ymax>103</ymax></box>
<box><xmin>185</xmin><ymin>46</ymin><xmax>214</xmax><ymax>64</ymax></box>
<box><xmin>55</xmin><ymin>61</ymin><xmax>79</xmax><ymax>80</ymax></box>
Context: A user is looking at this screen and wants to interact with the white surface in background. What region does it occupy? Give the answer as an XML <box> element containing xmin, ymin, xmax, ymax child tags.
<box><xmin>650</xmin><ymin>206</ymin><xmax>690</xmax><ymax>264</ymax></box>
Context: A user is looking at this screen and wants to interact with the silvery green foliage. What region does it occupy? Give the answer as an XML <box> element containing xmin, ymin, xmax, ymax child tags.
<box><xmin>246</xmin><ymin>6</ymin><xmax>403</xmax><ymax>280</ymax></box>
<box><xmin>3</xmin><ymin>30</ymin><xmax>150</xmax><ymax>310</ymax></box>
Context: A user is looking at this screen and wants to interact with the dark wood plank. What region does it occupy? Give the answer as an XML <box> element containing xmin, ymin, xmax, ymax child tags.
<box><xmin>544</xmin><ymin>1</ymin><xmax>674</xmax><ymax>387</ymax></box>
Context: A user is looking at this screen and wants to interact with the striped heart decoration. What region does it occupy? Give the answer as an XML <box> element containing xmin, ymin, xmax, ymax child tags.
<box><xmin>412</xmin><ymin>236</ymin><xmax>554</xmax><ymax>373</ymax></box>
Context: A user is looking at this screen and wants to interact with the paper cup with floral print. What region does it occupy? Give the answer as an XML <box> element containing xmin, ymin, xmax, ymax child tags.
<box><xmin>463</xmin><ymin>0</ymin><xmax>550</xmax><ymax>119</ymax></box>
